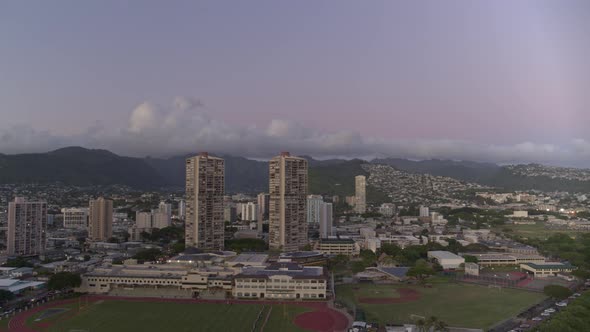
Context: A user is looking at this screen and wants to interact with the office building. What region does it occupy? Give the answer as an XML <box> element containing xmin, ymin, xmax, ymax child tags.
<box><xmin>319</xmin><ymin>202</ymin><xmax>333</xmax><ymax>238</ymax></box>
<box><xmin>62</xmin><ymin>208</ymin><xmax>88</xmax><ymax>229</ymax></box>
<box><xmin>185</xmin><ymin>153</ymin><xmax>225</xmax><ymax>250</ymax></box>
<box><xmin>355</xmin><ymin>175</ymin><xmax>366</xmax><ymax>214</ymax></box>
<box><xmin>269</xmin><ymin>152</ymin><xmax>308</xmax><ymax>252</ymax></box>
<box><xmin>88</xmin><ymin>198</ymin><xmax>113</xmax><ymax>242</ymax></box>
<box><xmin>7</xmin><ymin>197</ymin><xmax>47</xmax><ymax>256</ymax></box>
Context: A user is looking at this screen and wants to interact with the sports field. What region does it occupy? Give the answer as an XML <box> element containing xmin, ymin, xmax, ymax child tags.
<box><xmin>497</xmin><ymin>222</ymin><xmax>589</xmax><ymax>239</ymax></box>
<box><xmin>23</xmin><ymin>301</ymin><xmax>307</xmax><ymax>332</ymax></box>
<box><xmin>14</xmin><ymin>297</ymin><xmax>349</xmax><ymax>332</ymax></box>
<box><xmin>336</xmin><ymin>281</ymin><xmax>546</xmax><ymax>329</ymax></box>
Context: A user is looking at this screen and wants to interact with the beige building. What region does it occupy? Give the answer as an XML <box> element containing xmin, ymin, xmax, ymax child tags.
<box><xmin>88</xmin><ymin>198</ymin><xmax>113</xmax><ymax>242</ymax></box>
<box><xmin>469</xmin><ymin>253</ymin><xmax>546</xmax><ymax>266</ymax></box>
<box><xmin>62</xmin><ymin>208</ymin><xmax>88</xmax><ymax>229</ymax></box>
<box><xmin>185</xmin><ymin>153</ymin><xmax>225</xmax><ymax>250</ymax></box>
<box><xmin>233</xmin><ymin>263</ymin><xmax>326</xmax><ymax>300</ymax></box>
<box><xmin>317</xmin><ymin>238</ymin><xmax>360</xmax><ymax>256</ymax></box>
<box><xmin>269</xmin><ymin>152</ymin><xmax>308</xmax><ymax>252</ymax></box>
<box><xmin>520</xmin><ymin>262</ymin><xmax>574</xmax><ymax>278</ymax></box>
<box><xmin>7</xmin><ymin>197</ymin><xmax>47</xmax><ymax>256</ymax></box>
<box><xmin>355</xmin><ymin>175</ymin><xmax>366</xmax><ymax>214</ymax></box>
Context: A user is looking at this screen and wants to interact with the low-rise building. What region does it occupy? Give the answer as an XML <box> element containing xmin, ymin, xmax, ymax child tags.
<box><xmin>233</xmin><ymin>262</ymin><xmax>327</xmax><ymax>300</ymax></box>
<box><xmin>468</xmin><ymin>253</ymin><xmax>546</xmax><ymax>266</ymax></box>
<box><xmin>427</xmin><ymin>251</ymin><xmax>465</xmax><ymax>269</ymax></box>
<box><xmin>520</xmin><ymin>262</ymin><xmax>575</xmax><ymax>278</ymax></box>
<box><xmin>316</xmin><ymin>237</ymin><xmax>360</xmax><ymax>256</ymax></box>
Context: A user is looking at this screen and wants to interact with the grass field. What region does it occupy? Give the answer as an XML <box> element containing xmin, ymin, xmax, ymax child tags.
<box><xmin>336</xmin><ymin>282</ymin><xmax>546</xmax><ymax>329</ymax></box>
<box><xmin>498</xmin><ymin>222</ymin><xmax>589</xmax><ymax>239</ymax></box>
<box><xmin>28</xmin><ymin>301</ymin><xmax>309</xmax><ymax>332</ymax></box>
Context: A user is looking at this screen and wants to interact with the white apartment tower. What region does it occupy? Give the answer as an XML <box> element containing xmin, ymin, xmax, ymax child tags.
<box><xmin>7</xmin><ymin>197</ymin><xmax>47</xmax><ymax>256</ymax></box>
<box><xmin>355</xmin><ymin>175</ymin><xmax>366</xmax><ymax>214</ymax></box>
<box><xmin>241</xmin><ymin>202</ymin><xmax>258</xmax><ymax>221</ymax></box>
<box><xmin>306</xmin><ymin>195</ymin><xmax>324</xmax><ymax>224</ymax></box>
<box><xmin>88</xmin><ymin>197</ymin><xmax>113</xmax><ymax>242</ymax></box>
<box><xmin>419</xmin><ymin>206</ymin><xmax>430</xmax><ymax>217</ymax></box>
<box><xmin>269</xmin><ymin>152</ymin><xmax>308</xmax><ymax>252</ymax></box>
<box><xmin>185</xmin><ymin>153</ymin><xmax>225</xmax><ymax>250</ymax></box>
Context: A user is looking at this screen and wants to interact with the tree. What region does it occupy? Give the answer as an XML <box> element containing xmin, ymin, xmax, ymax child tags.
<box><xmin>3</xmin><ymin>256</ymin><xmax>33</xmax><ymax>268</ymax></box>
<box><xmin>463</xmin><ymin>255</ymin><xmax>478</xmax><ymax>263</ymax></box>
<box><xmin>0</xmin><ymin>290</ymin><xmax>15</xmax><ymax>304</ymax></box>
<box><xmin>133</xmin><ymin>248</ymin><xmax>163</xmax><ymax>263</ymax></box>
<box><xmin>48</xmin><ymin>272</ymin><xmax>82</xmax><ymax>291</ymax></box>
<box><xmin>406</xmin><ymin>259</ymin><xmax>435</xmax><ymax>284</ymax></box>
<box><xmin>543</xmin><ymin>285</ymin><xmax>573</xmax><ymax>300</ymax></box>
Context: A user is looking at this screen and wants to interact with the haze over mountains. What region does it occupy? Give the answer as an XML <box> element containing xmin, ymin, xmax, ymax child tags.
<box><xmin>0</xmin><ymin>147</ymin><xmax>589</xmax><ymax>194</ymax></box>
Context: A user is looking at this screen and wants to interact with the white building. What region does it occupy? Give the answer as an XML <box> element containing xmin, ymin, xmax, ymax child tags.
<box><xmin>427</xmin><ymin>251</ymin><xmax>465</xmax><ymax>269</ymax></box>
<box><xmin>379</xmin><ymin>203</ymin><xmax>395</xmax><ymax>217</ymax></box>
<box><xmin>178</xmin><ymin>199</ymin><xmax>186</xmax><ymax>219</ymax></box>
<box><xmin>419</xmin><ymin>206</ymin><xmax>430</xmax><ymax>217</ymax></box>
<box><xmin>241</xmin><ymin>202</ymin><xmax>258</xmax><ymax>221</ymax></box>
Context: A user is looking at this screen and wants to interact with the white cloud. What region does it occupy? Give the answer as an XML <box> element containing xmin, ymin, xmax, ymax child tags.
<box><xmin>0</xmin><ymin>97</ymin><xmax>588</xmax><ymax>167</ymax></box>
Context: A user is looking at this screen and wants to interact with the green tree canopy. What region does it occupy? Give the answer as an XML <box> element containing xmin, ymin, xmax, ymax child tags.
<box><xmin>48</xmin><ymin>272</ymin><xmax>82</xmax><ymax>291</ymax></box>
<box><xmin>543</xmin><ymin>285</ymin><xmax>573</xmax><ymax>300</ymax></box>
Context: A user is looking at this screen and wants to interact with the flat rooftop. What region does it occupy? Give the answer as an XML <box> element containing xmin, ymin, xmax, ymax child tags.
<box><xmin>428</xmin><ymin>251</ymin><xmax>464</xmax><ymax>260</ymax></box>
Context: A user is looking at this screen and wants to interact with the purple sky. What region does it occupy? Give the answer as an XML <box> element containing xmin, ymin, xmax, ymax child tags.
<box><xmin>1</xmin><ymin>1</ymin><xmax>590</xmax><ymax>165</ymax></box>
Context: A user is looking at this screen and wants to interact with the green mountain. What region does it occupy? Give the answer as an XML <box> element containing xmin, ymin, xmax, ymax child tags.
<box><xmin>1</xmin><ymin>147</ymin><xmax>589</xmax><ymax>194</ymax></box>
<box><xmin>0</xmin><ymin>147</ymin><xmax>165</xmax><ymax>188</ymax></box>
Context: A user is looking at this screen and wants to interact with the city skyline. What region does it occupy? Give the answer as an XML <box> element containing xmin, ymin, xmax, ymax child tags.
<box><xmin>1</xmin><ymin>1</ymin><xmax>590</xmax><ymax>166</ymax></box>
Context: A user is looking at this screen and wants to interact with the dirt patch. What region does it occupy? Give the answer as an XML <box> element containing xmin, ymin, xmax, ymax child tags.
<box><xmin>293</xmin><ymin>308</ymin><xmax>349</xmax><ymax>332</ymax></box>
<box><xmin>358</xmin><ymin>288</ymin><xmax>421</xmax><ymax>304</ymax></box>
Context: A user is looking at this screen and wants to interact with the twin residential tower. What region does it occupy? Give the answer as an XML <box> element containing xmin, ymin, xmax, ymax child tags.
<box><xmin>184</xmin><ymin>152</ymin><xmax>308</xmax><ymax>252</ymax></box>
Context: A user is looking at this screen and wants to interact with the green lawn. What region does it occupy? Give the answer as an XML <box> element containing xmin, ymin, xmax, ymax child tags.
<box><xmin>498</xmin><ymin>222</ymin><xmax>589</xmax><ymax>240</ymax></box>
<box><xmin>32</xmin><ymin>301</ymin><xmax>308</xmax><ymax>332</ymax></box>
<box><xmin>336</xmin><ymin>282</ymin><xmax>546</xmax><ymax>329</ymax></box>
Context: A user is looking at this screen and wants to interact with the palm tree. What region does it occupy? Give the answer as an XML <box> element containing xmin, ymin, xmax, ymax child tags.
<box><xmin>415</xmin><ymin>318</ymin><xmax>426</xmax><ymax>332</ymax></box>
<box><xmin>425</xmin><ymin>316</ymin><xmax>438</xmax><ymax>331</ymax></box>
<box><xmin>434</xmin><ymin>320</ymin><xmax>449</xmax><ymax>332</ymax></box>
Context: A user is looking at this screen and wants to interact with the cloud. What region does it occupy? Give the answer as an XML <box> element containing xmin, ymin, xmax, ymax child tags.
<box><xmin>0</xmin><ymin>97</ymin><xmax>588</xmax><ymax>166</ymax></box>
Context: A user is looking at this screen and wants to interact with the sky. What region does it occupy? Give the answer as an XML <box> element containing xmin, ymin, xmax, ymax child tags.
<box><xmin>1</xmin><ymin>1</ymin><xmax>590</xmax><ymax>165</ymax></box>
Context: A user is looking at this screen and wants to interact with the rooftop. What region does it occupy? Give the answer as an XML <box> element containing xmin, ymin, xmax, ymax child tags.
<box><xmin>428</xmin><ymin>251</ymin><xmax>464</xmax><ymax>260</ymax></box>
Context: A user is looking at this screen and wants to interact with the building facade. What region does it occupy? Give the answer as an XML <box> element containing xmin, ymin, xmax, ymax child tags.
<box><xmin>62</xmin><ymin>208</ymin><xmax>88</xmax><ymax>229</ymax></box>
<box><xmin>7</xmin><ymin>197</ymin><xmax>47</xmax><ymax>256</ymax></box>
<box><xmin>88</xmin><ymin>198</ymin><xmax>113</xmax><ymax>242</ymax></box>
<box><xmin>269</xmin><ymin>152</ymin><xmax>308</xmax><ymax>252</ymax></box>
<box><xmin>185</xmin><ymin>153</ymin><xmax>225</xmax><ymax>250</ymax></box>
<box><xmin>257</xmin><ymin>193</ymin><xmax>270</xmax><ymax>235</ymax></box>
<box><xmin>233</xmin><ymin>263</ymin><xmax>326</xmax><ymax>300</ymax></box>
<box><xmin>355</xmin><ymin>175</ymin><xmax>366</xmax><ymax>214</ymax></box>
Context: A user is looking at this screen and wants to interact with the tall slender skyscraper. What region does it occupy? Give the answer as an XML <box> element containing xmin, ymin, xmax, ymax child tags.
<box><xmin>355</xmin><ymin>175</ymin><xmax>367</xmax><ymax>214</ymax></box>
<box><xmin>256</xmin><ymin>193</ymin><xmax>270</xmax><ymax>235</ymax></box>
<box><xmin>88</xmin><ymin>197</ymin><xmax>113</xmax><ymax>242</ymax></box>
<box><xmin>7</xmin><ymin>197</ymin><xmax>47</xmax><ymax>256</ymax></box>
<box><xmin>269</xmin><ymin>152</ymin><xmax>308</xmax><ymax>252</ymax></box>
<box><xmin>185</xmin><ymin>153</ymin><xmax>225</xmax><ymax>250</ymax></box>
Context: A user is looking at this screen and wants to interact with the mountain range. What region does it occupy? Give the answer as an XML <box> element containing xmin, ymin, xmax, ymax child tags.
<box><xmin>0</xmin><ymin>147</ymin><xmax>589</xmax><ymax>195</ymax></box>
